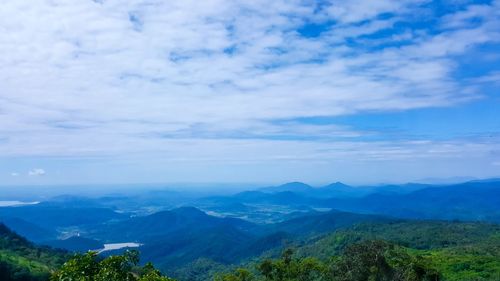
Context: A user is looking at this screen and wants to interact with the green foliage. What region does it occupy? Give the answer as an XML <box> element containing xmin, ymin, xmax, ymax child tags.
<box><xmin>219</xmin><ymin>244</ymin><xmax>439</xmax><ymax>281</ymax></box>
<box><xmin>138</xmin><ymin>262</ymin><xmax>175</xmax><ymax>281</ymax></box>
<box><xmin>170</xmin><ymin>258</ymin><xmax>229</xmax><ymax>281</ymax></box>
<box><xmin>419</xmin><ymin>249</ymin><xmax>500</xmax><ymax>281</ymax></box>
<box><xmin>291</xmin><ymin>221</ymin><xmax>500</xmax><ymax>281</ymax></box>
<box><xmin>216</xmin><ymin>268</ymin><xmax>255</xmax><ymax>281</ymax></box>
<box><xmin>0</xmin><ymin>223</ymin><xmax>68</xmax><ymax>281</ymax></box>
<box><xmin>50</xmin><ymin>250</ymin><xmax>175</xmax><ymax>281</ymax></box>
<box><xmin>297</xmin><ymin>221</ymin><xmax>500</xmax><ymax>260</ymax></box>
<box><xmin>329</xmin><ymin>240</ymin><xmax>439</xmax><ymax>281</ymax></box>
<box><xmin>167</xmin><ymin>221</ymin><xmax>499</xmax><ymax>281</ymax></box>
<box><xmin>4</xmin><ymin>219</ymin><xmax>500</xmax><ymax>281</ymax></box>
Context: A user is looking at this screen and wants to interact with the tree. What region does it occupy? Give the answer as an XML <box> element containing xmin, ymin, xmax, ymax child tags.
<box><xmin>50</xmin><ymin>251</ymin><xmax>99</xmax><ymax>281</ymax></box>
<box><xmin>51</xmin><ymin>250</ymin><xmax>175</xmax><ymax>281</ymax></box>
<box><xmin>328</xmin><ymin>240</ymin><xmax>440</xmax><ymax>281</ymax></box>
<box><xmin>139</xmin><ymin>263</ymin><xmax>176</xmax><ymax>281</ymax></box>
<box><xmin>219</xmin><ymin>242</ymin><xmax>440</xmax><ymax>281</ymax></box>
<box><xmin>221</xmin><ymin>249</ymin><xmax>327</xmax><ymax>281</ymax></box>
<box><xmin>215</xmin><ymin>269</ymin><xmax>254</xmax><ymax>281</ymax></box>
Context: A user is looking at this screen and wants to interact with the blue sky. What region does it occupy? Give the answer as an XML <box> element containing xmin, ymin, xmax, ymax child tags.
<box><xmin>0</xmin><ymin>0</ymin><xmax>499</xmax><ymax>186</ymax></box>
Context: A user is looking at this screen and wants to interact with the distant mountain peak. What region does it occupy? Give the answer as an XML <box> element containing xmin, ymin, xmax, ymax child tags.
<box><xmin>170</xmin><ymin>206</ymin><xmax>206</xmax><ymax>216</ymax></box>
<box><xmin>321</xmin><ymin>182</ymin><xmax>353</xmax><ymax>193</ymax></box>
<box><xmin>325</xmin><ymin>182</ymin><xmax>350</xmax><ymax>188</ymax></box>
<box><xmin>280</xmin><ymin>181</ymin><xmax>311</xmax><ymax>187</ymax></box>
<box><xmin>260</xmin><ymin>182</ymin><xmax>313</xmax><ymax>193</ymax></box>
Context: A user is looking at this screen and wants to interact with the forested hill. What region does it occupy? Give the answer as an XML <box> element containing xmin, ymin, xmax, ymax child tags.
<box><xmin>0</xmin><ymin>223</ymin><xmax>68</xmax><ymax>281</ymax></box>
<box><xmin>2</xmin><ymin>220</ymin><xmax>500</xmax><ymax>280</ymax></box>
<box><xmin>215</xmin><ymin>221</ymin><xmax>500</xmax><ymax>281</ymax></box>
<box><xmin>295</xmin><ymin>221</ymin><xmax>500</xmax><ymax>281</ymax></box>
<box><xmin>170</xmin><ymin>220</ymin><xmax>500</xmax><ymax>281</ymax></box>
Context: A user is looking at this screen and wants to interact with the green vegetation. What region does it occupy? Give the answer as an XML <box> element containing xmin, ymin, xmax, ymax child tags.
<box><xmin>295</xmin><ymin>221</ymin><xmax>500</xmax><ymax>281</ymax></box>
<box><xmin>2</xmin><ymin>220</ymin><xmax>499</xmax><ymax>281</ymax></box>
<box><xmin>170</xmin><ymin>258</ymin><xmax>228</xmax><ymax>281</ymax></box>
<box><xmin>0</xmin><ymin>223</ymin><xmax>67</xmax><ymax>281</ymax></box>
<box><xmin>217</xmin><ymin>242</ymin><xmax>439</xmax><ymax>281</ymax></box>
<box><xmin>51</xmin><ymin>250</ymin><xmax>174</xmax><ymax>281</ymax></box>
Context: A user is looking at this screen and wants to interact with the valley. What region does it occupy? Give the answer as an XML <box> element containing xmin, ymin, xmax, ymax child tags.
<box><xmin>1</xmin><ymin>179</ymin><xmax>499</xmax><ymax>280</ymax></box>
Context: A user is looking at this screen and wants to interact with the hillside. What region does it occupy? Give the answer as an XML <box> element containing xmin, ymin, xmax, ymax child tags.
<box><xmin>218</xmin><ymin>241</ymin><xmax>441</xmax><ymax>281</ymax></box>
<box><xmin>0</xmin><ymin>217</ymin><xmax>57</xmax><ymax>243</ymax></box>
<box><xmin>296</xmin><ymin>221</ymin><xmax>500</xmax><ymax>281</ymax></box>
<box><xmin>197</xmin><ymin>180</ymin><xmax>500</xmax><ymax>223</ymax></box>
<box><xmin>172</xmin><ymin>220</ymin><xmax>500</xmax><ymax>280</ymax></box>
<box><xmin>90</xmin><ymin>206</ymin><xmax>257</xmax><ymax>242</ymax></box>
<box><xmin>0</xmin><ymin>204</ymin><xmax>126</xmax><ymax>228</ymax></box>
<box><xmin>324</xmin><ymin>180</ymin><xmax>500</xmax><ymax>222</ymax></box>
<box><xmin>0</xmin><ymin>223</ymin><xmax>68</xmax><ymax>281</ymax></box>
<box><xmin>1</xmin><ymin>180</ymin><xmax>499</xmax><ymax>281</ymax></box>
<box><xmin>268</xmin><ymin>209</ymin><xmax>393</xmax><ymax>237</ymax></box>
<box><xmin>1</xmin><ymin>218</ymin><xmax>499</xmax><ymax>281</ymax></box>
<box><xmin>82</xmin><ymin>207</ymin><xmax>388</xmax><ymax>272</ymax></box>
<box><xmin>44</xmin><ymin>236</ymin><xmax>103</xmax><ymax>253</ymax></box>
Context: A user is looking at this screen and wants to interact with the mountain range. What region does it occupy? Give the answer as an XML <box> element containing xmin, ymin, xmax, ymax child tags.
<box><xmin>198</xmin><ymin>179</ymin><xmax>500</xmax><ymax>222</ymax></box>
<box><xmin>1</xmin><ymin>178</ymin><xmax>500</xmax><ymax>280</ymax></box>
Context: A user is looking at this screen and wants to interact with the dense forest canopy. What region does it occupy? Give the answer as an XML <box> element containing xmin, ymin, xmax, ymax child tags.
<box><xmin>3</xmin><ymin>219</ymin><xmax>499</xmax><ymax>281</ymax></box>
<box><xmin>50</xmin><ymin>250</ymin><xmax>174</xmax><ymax>281</ymax></box>
<box><xmin>0</xmin><ymin>223</ymin><xmax>67</xmax><ymax>281</ymax></box>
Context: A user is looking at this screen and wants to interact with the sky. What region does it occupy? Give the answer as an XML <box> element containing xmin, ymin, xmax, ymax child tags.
<box><xmin>0</xmin><ymin>0</ymin><xmax>499</xmax><ymax>186</ymax></box>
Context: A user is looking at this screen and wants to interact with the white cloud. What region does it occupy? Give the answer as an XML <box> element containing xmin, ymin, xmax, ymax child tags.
<box><xmin>473</xmin><ymin>71</ymin><xmax>500</xmax><ymax>84</ymax></box>
<box><xmin>324</xmin><ymin>0</ymin><xmax>426</xmax><ymax>24</ymax></box>
<box><xmin>0</xmin><ymin>0</ymin><xmax>498</xmax><ymax>177</ymax></box>
<box><xmin>28</xmin><ymin>168</ymin><xmax>46</xmax><ymax>176</ymax></box>
<box><xmin>10</xmin><ymin>172</ymin><xmax>19</xmax><ymax>177</ymax></box>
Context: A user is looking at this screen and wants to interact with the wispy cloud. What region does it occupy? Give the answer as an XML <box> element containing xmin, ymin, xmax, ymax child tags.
<box><xmin>0</xmin><ymin>0</ymin><xmax>499</xmax><ymax>183</ymax></box>
<box><xmin>28</xmin><ymin>168</ymin><xmax>46</xmax><ymax>176</ymax></box>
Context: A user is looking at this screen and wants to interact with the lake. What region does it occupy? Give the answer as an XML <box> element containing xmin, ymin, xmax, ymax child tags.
<box><xmin>97</xmin><ymin>242</ymin><xmax>142</xmax><ymax>253</ymax></box>
<box><xmin>0</xmin><ymin>201</ymin><xmax>40</xmax><ymax>207</ymax></box>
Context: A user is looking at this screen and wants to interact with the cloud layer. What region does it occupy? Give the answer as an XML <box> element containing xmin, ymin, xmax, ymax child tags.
<box><xmin>0</xmin><ymin>0</ymin><xmax>499</xmax><ymax>183</ymax></box>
